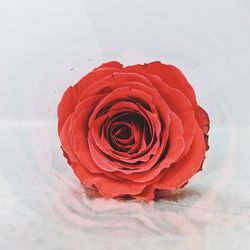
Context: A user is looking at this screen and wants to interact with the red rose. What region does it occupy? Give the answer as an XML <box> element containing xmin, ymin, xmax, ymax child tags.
<box><xmin>58</xmin><ymin>61</ymin><xmax>209</xmax><ymax>201</ymax></box>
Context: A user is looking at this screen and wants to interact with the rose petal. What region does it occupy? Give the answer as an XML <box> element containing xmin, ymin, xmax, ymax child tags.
<box><xmin>95</xmin><ymin>61</ymin><xmax>123</xmax><ymax>70</ymax></box>
<box><xmin>72</xmin><ymin>161</ymin><xmax>146</xmax><ymax>197</ymax></box>
<box><xmin>58</xmin><ymin>86</ymin><xmax>78</xmax><ymax>134</ymax></box>
<box><xmin>75</xmin><ymin>68</ymin><xmax>122</xmax><ymax>94</ymax></box>
<box><xmin>197</xmin><ymin>105</ymin><xmax>210</xmax><ymax>135</ymax></box>
<box><xmin>155</xmin><ymin>124</ymin><xmax>206</xmax><ymax>189</ymax></box>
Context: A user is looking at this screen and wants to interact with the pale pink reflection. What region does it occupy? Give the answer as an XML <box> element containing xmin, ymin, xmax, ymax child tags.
<box><xmin>29</xmin><ymin>97</ymin><xmax>235</xmax><ymax>248</ymax></box>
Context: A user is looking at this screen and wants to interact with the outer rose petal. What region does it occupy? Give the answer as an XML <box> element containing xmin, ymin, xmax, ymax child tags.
<box><xmin>58</xmin><ymin>66</ymin><xmax>122</xmax><ymax>134</ymax></box>
<box><xmin>96</xmin><ymin>61</ymin><xmax>123</xmax><ymax>70</ymax></box>
<box><xmin>70</xmin><ymin>95</ymin><xmax>114</xmax><ymax>176</ymax></box>
<box><xmin>156</xmin><ymin>124</ymin><xmax>206</xmax><ymax>188</ymax></box>
<box><xmin>60</xmin><ymin>114</ymin><xmax>77</xmax><ymax>163</ymax></box>
<box><xmin>75</xmin><ymin>67</ymin><xmax>122</xmax><ymax>94</ymax></box>
<box><xmin>70</xmin><ymin>161</ymin><xmax>146</xmax><ymax>198</ymax></box>
<box><xmin>197</xmin><ymin>105</ymin><xmax>210</xmax><ymax>135</ymax></box>
<box><xmin>77</xmin><ymin>71</ymin><xmax>154</xmax><ymax>103</ymax></box>
<box><xmin>124</xmin><ymin>62</ymin><xmax>209</xmax><ymax>137</ymax></box>
<box><xmin>132</xmin><ymin>124</ymin><xmax>206</xmax><ymax>201</ymax></box>
<box><xmin>58</xmin><ymin>86</ymin><xmax>78</xmax><ymax>134</ymax></box>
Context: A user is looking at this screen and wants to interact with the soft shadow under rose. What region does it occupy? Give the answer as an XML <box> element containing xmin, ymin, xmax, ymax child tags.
<box><xmin>58</xmin><ymin>61</ymin><xmax>209</xmax><ymax>201</ymax></box>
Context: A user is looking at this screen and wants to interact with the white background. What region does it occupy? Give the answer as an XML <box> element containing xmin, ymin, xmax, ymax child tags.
<box><xmin>0</xmin><ymin>0</ymin><xmax>250</xmax><ymax>249</ymax></box>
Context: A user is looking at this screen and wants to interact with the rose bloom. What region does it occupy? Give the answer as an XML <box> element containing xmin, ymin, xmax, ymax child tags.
<box><xmin>58</xmin><ymin>61</ymin><xmax>209</xmax><ymax>201</ymax></box>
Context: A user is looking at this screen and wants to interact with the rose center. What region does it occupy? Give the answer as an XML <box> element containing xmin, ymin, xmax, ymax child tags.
<box><xmin>113</xmin><ymin>125</ymin><xmax>131</xmax><ymax>140</ymax></box>
<box><xmin>107</xmin><ymin>112</ymin><xmax>152</xmax><ymax>154</ymax></box>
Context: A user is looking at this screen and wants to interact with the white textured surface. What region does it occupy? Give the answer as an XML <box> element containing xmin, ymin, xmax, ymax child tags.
<box><xmin>0</xmin><ymin>124</ymin><xmax>250</xmax><ymax>250</ymax></box>
<box><xmin>1</xmin><ymin>0</ymin><xmax>250</xmax><ymax>249</ymax></box>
